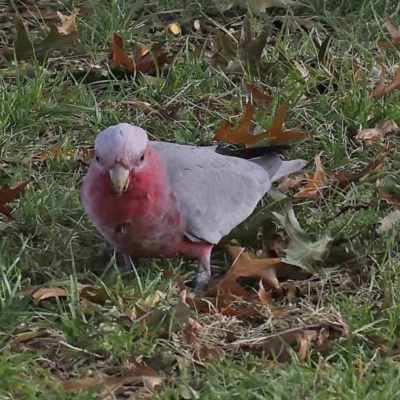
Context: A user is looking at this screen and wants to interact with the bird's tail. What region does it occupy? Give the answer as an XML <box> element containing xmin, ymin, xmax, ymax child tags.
<box><xmin>251</xmin><ymin>155</ymin><xmax>307</xmax><ymax>182</ymax></box>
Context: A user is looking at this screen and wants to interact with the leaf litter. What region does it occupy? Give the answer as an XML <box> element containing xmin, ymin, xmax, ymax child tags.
<box><xmin>4</xmin><ymin>4</ymin><xmax>400</xmax><ymax>397</ymax></box>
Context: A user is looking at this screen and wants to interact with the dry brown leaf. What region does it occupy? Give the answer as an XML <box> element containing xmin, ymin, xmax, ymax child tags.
<box><xmin>239</xmin><ymin>328</ymin><xmax>324</xmax><ymax>363</ymax></box>
<box><xmin>355</xmin><ymin>120</ymin><xmax>398</xmax><ymax>145</ymax></box>
<box><xmin>110</xmin><ymin>33</ymin><xmax>135</xmax><ymax>71</ymax></box>
<box><xmin>27</xmin><ymin>145</ymin><xmax>95</xmax><ymax>165</ymax></box>
<box><xmin>21</xmin><ymin>284</ymin><xmax>121</xmax><ymax>305</ymax></box>
<box><xmin>277</xmin><ymin>175</ymin><xmax>304</xmax><ymax>192</ymax></box>
<box><xmin>377</xmin><ymin>210</ymin><xmax>400</xmax><ymax>234</ymax></box>
<box><xmin>125</xmin><ymin>357</ymin><xmax>164</xmax><ymax>391</ymax></box>
<box><xmin>133</xmin><ymin>44</ymin><xmax>172</xmax><ymax>74</ymax></box>
<box><xmin>109</xmin><ymin>33</ymin><xmax>172</xmax><ymax>74</ymax></box>
<box><xmin>372</xmin><ymin>62</ymin><xmax>400</xmax><ymax>98</ymax></box>
<box><xmin>258</xmin><ymin>280</ymin><xmax>287</xmax><ymax>318</ymax></box>
<box><xmin>136</xmin><ymin>290</ymin><xmax>166</xmax><ymax>311</ymax></box>
<box><xmin>213</xmin><ymin>103</ymin><xmax>310</xmax><ymax>145</ymax></box>
<box><xmin>163</xmin><ymin>269</ymin><xmax>187</xmax><ymax>292</ymax></box>
<box><xmin>335</xmin><ymin>147</ymin><xmax>391</xmax><ymax>189</ymax></box>
<box><xmin>76</xmin><ymin>147</ymin><xmax>95</xmax><ymax>162</ymax></box>
<box><xmin>295</xmin><ymin>154</ymin><xmax>327</xmax><ymax>198</ymax></box>
<box><xmin>124</xmin><ymin>100</ymin><xmax>181</xmax><ymax>120</ymax></box>
<box><xmin>379</xmin><ymin>188</ymin><xmax>400</xmax><ymax>206</ymax></box>
<box><xmin>244</xmin><ymin>82</ymin><xmax>272</xmax><ymax>104</ymax></box>
<box><xmin>274</xmin><ymin>282</ymin><xmax>299</xmax><ymax>305</ymax></box>
<box><xmin>189</xmin><ymin>295</ymin><xmax>260</xmax><ymax>318</ymax></box>
<box><xmin>29</xmin><ymin>144</ymin><xmax>68</xmax><ymax>164</ymax></box>
<box><xmin>194</xmin><ymin>343</ymin><xmax>225</xmax><ymax>362</ymax></box>
<box><xmin>208</xmin><ymin>246</ymin><xmax>281</xmax><ymax>296</ymax></box>
<box><xmin>21</xmin><ymin>286</ymin><xmax>68</xmax><ymax>302</ymax></box>
<box><xmin>378</xmin><ymin>18</ymin><xmax>400</xmax><ymax>48</ymax></box>
<box><xmin>64</xmin><ymin>358</ymin><xmax>162</xmax><ymax>396</ymax></box>
<box><xmin>0</xmin><ymin>182</ymin><xmax>29</xmax><ymax>219</ymax></box>
<box><xmin>10</xmin><ymin>328</ymin><xmax>64</xmax><ymax>349</ymax></box>
<box><xmin>80</xmin><ymin>285</ymin><xmax>121</xmax><ymax>305</ymax></box>
<box><xmin>182</xmin><ymin>318</ymin><xmax>203</xmax><ymax>346</ymax></box>
<box><xmin>168</xmin><ymin>23</ymin><xmax>181</xmax><ymax>35</ymax></box>
<box><xmin>56</xmin><ymin>11</ymin><xmax>78</xmax><ymax>35</ymax></box>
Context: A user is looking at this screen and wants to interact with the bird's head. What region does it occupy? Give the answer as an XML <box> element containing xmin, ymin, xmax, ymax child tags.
<box><xmin>94</xmin><ymin>123</ymin><xmax>149</xmax><ymax>195</ymax></box>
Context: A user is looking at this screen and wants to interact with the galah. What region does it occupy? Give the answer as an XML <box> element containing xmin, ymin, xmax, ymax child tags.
<box><xmin>81</xmin><ymin>123</ymin><xmax>307</xmax><ymax>293</ymax></box>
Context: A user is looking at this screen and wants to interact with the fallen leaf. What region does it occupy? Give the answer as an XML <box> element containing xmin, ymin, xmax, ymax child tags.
<box><xmin>194</xmin><ymin>343</ymin><xmax>225</xmax><ymax>362</ymax></box>
<box><xmin>135</xmin><ymin>290</ymin><xmax>166</xmax><ymax>317</ymax></box>
<box><xmin>295</xmin><ymin>154</ymin><xmax>327</xmax><ymax>198</ymax></box>
<box><xmin>80</xmin><ymin>285</ymin><xmax>121</xmax><ymax>305</ymax></box>
<box><xmin>189</xmin><ymin>295</ymin><xmax>260</xmax><ymax>318</ymax></box>
<box><xmin>272</xmin><ymin>199</ymin><xmax>332</xmax><ymax>271</ymax></box>
<box><xmin>56</xmin><ymin>11</ymin><xmax>78</xmax><ymax>35</ymax></box>
<box><xmin>163</xmin><ymin>269</ymin><xmax>187</xmax><ymax>291</ymax></box>
<box><xmin>20</xmin><ymin>286</ymin><xmax>68</xmax><ymax>302</ymax></box>
<box><xmin>372</xmin><ymin>62</ymin><xmax>400</xmax><ymax>99</ymax></box>
<box><xmin>109</xmin><ymin>35</ymin><xmax>172</xmax><ymax>74</ymax></box>
<box><xmin>28</xmin><ymin>144</ymin><xmax>68</xmax><ymax>164</ymax></box>
<box><xmin>355</xmin><ymin>120</ymin><xmax>398</xmax><ymax>145</ymax></box>
<box><xmin>244</xmin><ymin>82</ymin><xmax>272</xmax><ymax>104</ymax></box>
<box><xmin>182</xmin><ymin>318</ymin><xmax>203</xmax><ymax>346</ymax></box>
<box><xmin>213</xmin><ymin>102</ymin><xmax>310</xmax><ymax>145</ymax></box>
<box><xmin>132</xmin><ymin>43</ymin><xmax>172</xmax><ymax>74</ymax></box>
<box><xmin>21</xmin><ymin>284</ymin><xmax>121</xmax><ymax>305</ymax></box>
<box><xmin>205</xmin><ymin>17</ymin><xmax>272</xmax><ymax>74</ymax></box>
<box><xmin>10</xmin><ymin>328</ymin><xmax>65</xmax><ymax>349</ymax></box>
<box><xmin>6</xmin><ymin>15</ymin><xmax>79</xmax><ymax>61</ymax></box>
<box><xmin>234</xmin><ymin>327</ymin><xmax>330</xmax><ymax>363</ymax></box>
<box><xmin>110</xmin><ymin>33</ymin><xmax>135</xmax><ymax>71</ymax></box>
<box><xmin>63</xmin><ymin>368</ymin><xmax>162</xmax><ymax>398</ymax></box>
<box><xmin>379</xmin><ymin>185</ymin><xmax>400</xmax><ymax>206</ymax></box>
<box><xmin>76</xmin><ymin>147</ymin><xmax>95</xmax><ymax>162</ymax></box>
<box><xmin>277</xmin><ymin>175</ymin><xmax>304</xmax><ymax>192</ymax></box>
<box><xmin>238</xmin><ymin>17</ymin><xmax>271</xmax><ymax>73</ymax></box>
<box><xmin>335</xmin><ymin>147</ymin><xmax>391</xmax><ymax>189</ymax></box>
<box><xmin>124</xmin><ymin>100</ymin><xmax>182</xmax><ymax>120</ymax></box>
<box><xmin>168</xmin><ymin>23</ymin><xmax>181</xmax><ymax>35</ymax></box>
<box><xmin>209</xmin><ymin>246</ymin><xmax>281</xmax><ymax>296</ymax></box>
<box><xmin>274</xmin><ymin>282</ymin><xmax>299</xmax><ymax>305</ymax></box>
<box><xmin>258</xmin><ymin>280</ymin><xmax>287</xmax><ymax>317</ymax></box>
<box><xmin>378</xmin><ymin>18</ymin><xmax>400</xmax><ymax>48</ymax></box>
<box><xmin>125</xmin><ymin>357</ymin><xmax>164</xmax><ymax>391</ymax></box>
<box><xmin>0</xmin><ymin>182</ymin><xmax>29</xmax><ymax>219</ymax></box>
<box><xmin>141</xmin><ymin>296</ymin><xmax>191</xmax><ymax>331</ymax></box>
<box><xmin>377</xmin><ymin>210</ymin><xmax>400</xmax><ymax>234</ymax></box>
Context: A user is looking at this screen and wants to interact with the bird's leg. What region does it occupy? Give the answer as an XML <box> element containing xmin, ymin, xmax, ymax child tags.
<box><xmin>193</xmin><ymin>258</ymin><xmax>211</xmax><ymax>297</ymax></box>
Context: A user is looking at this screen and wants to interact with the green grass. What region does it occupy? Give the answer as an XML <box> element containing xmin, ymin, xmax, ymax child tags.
<box><xmin>2</xmin><ymin>0</ymin><xmax>400</xmax><ymax>398</ymax></box>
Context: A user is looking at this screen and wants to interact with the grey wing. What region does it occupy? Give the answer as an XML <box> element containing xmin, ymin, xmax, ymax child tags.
<box><xmin>153</xmin><ymin>142</ymin><xmax>270</xmax><ymax>244</ymax></box>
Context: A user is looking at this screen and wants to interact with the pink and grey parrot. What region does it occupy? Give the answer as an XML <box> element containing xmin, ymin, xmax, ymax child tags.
<box><xmin>81</xmin><ymin>123</ymin><xmax>307</xmax><ymax>293</ymax></box>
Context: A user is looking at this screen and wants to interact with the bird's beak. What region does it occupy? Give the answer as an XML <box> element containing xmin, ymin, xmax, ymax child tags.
<box><xmin>109</xmin><ymin>164</ymin><xmax>130</xmax><ymax>195</ymax></box>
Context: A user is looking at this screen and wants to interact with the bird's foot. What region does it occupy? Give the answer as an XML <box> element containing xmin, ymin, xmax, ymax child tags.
<box><xmin>193</xmin><ymin>261</ymin><xmax>211</xmax><ymax>297</ymax></box>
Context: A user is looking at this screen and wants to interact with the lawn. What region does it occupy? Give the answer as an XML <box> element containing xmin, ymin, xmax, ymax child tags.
<box><xmin>2</xmin><ymin>0</ymin><xmax>400</xmax><ymax>398</ymax></box>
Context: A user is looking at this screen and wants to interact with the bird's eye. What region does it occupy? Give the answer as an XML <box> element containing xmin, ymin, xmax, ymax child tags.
<box><xmin>96</xmin><ymin>155</ymin><xmax>100</xmax><ymax>162</ymax></box>
<box><xmin>140</xmin><ymin>153</ymin><xmax>145</xmax><ymax>162</ymax></box>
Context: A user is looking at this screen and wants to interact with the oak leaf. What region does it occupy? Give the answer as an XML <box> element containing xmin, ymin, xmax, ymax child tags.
<box><xmin>335</xmin><ymin>147</ymin><xmax>391</xmax><ymax>189</ymax></box>
<box><xmin>213</xmin><ymin>102</ymin><xmax>310</xmax><ymax>145</ymax></box>
<box><xmin>355</xmin><ymin>120</ymin><xmax>398</xmax><ymax>145</ymax></box>
<box><xmin>295</xmin><ymin>154</ymin><xmax>327</xmax><ymax>198</ymax></box>
<box><xmin>109</xmin><ymin>33</ymin><xmax>172</xmax><ymax>73</ymax></box>
<box><xmin>0</xmin><ymin>182</ymin><xmax>29</xmax><ymax>219</ymax></box>
<box><xmin>372</xmin><ymin>62</ymin><xmax>400</xmax><ymax>99</ymax></box>
<box><xmin>378</xmin><ymin>18</ymin><xmax>400</xmax><ymax>48</ymax></box>
<box><xmin>5</xmin><ymin>14</ymin><xmax>79</xmax><ymax>61</ymax></box>
<box><xmin>208</xmin><ymin>246</ymin><xmax>281</xmax><ymax>296</ymax></box>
